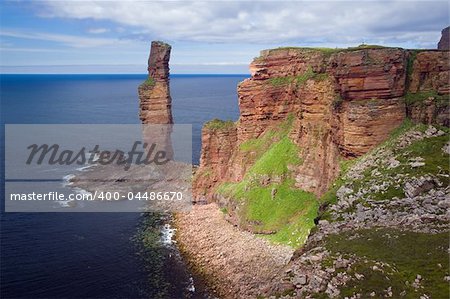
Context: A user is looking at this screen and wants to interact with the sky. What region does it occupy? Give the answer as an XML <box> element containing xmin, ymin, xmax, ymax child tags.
<box><xmin>0</xmin><ymin>0</ymin><xmax>448</xmax><ymax>74</ymax></box>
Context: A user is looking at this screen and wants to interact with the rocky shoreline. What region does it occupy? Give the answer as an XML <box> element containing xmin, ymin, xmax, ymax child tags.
<box><xmin>174</xmin><ymin>203</ymin><xmax>294</xmax><ymax>299</ymax></box>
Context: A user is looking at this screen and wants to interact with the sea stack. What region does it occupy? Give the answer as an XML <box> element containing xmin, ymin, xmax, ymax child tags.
<box><xmin>139</xmin><ymin>41</ymin><xmax>174</xmax><ymax>160</ymax></box>
<box><xmin>139</xmin><ymin>41</ymin><xmax>173</xmax><ymax>124</ymax></box>
<box><xmin>438</xmin><ymin>26</ymin><xmax>449</xmax><ymax>50</ymax></box>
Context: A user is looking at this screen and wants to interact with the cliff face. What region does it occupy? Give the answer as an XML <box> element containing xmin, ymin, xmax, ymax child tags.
<box><xmin>192</xmin><ymin>121</ymin><xmax>238</xmax><ymax>199</ymax></box>
<box><xmin>139</xmin><ymin>41</ymin><xmax>173</xmax><ymax>124</ymax></box>
<box><xmin>407</xmin><ymin>51</ymin><xmax>450</xmax><ymax>126</ymax></box>
<box><xmin>193</xmin><ymin>46</ymin><xmax>449</xmax><ymax>234</ymax></box>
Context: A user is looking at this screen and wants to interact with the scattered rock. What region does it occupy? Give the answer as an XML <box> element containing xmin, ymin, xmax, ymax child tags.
<box><xmin>325</xmin><ymin>282</ymin><xmax>340</xmax><ymax>298</ymax></box>
<box><xmin>337</xmin><ymin>186</ymin><xmax>353</xmax><ymax>201</ymax></box>
<box><xmin>334</xmin><ymin>258</ymin><xmax>350</xmax><ymax>269</ymax></box>
<box><xmin>355</xmin><ymin>273</ymin><xmax>364</xmax><ymax>280</ymax></box>
<box><xmin>442</xmin><ymin>142</ymin><xmax>450</xmax><ymax>155</ymax></box>
<box><xmin>318</xmin><ymin>219</ymin><xmax>330</xmax><ymax>226</ymax></box>
<box><xmin>425</xmin><ymin>126</ymin><xmax>437</xmax><ymax>137</ymax></box>
<box><xmin>410</xmin><ymin>161</ymin><xmax>426</xmax><ymax>168</ymax></box>
<box><xmin>404</xmin><ymin>177</ymin><xmax>437</xmax><ymax>198</ymax></box>
<box><xmin>309</xmin><ymin>275</ymin><xmax>326</xmax><ymax>292</ymax></box>
<box><xmin>387</xmin><ymin>157</ymin><xmax>400</xmax><ymax>169</ymax></box>
<box><xmin>292</xmin><ymin>274</ymin><xmax>308</xmax><ymax>286</ymax></box>
<box><xmin>271</xmin><ymin>187</ymin><xmax>277</xmax><ymax>200</ymax></box>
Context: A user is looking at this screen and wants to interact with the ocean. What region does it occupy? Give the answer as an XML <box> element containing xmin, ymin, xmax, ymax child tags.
<box><xmin>0</xmin><ymin>74</ymin><xmax>245</xmax><ymax>298</ymax></box>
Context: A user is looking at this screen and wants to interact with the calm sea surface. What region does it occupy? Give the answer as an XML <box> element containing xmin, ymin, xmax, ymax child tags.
<box><xmin>0</xmin><ymin>74</ymin><xmax>245</xmax><ymax>298</ymax></box>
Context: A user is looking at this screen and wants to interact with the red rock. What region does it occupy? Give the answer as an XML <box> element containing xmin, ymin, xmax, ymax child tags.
<box><xmin>328</xmin><ymin>48</ymin><xmax>407</xmax><ymax>100</ymax></box>
<box><xmin>193</xmin><ymin>123</ymin><xmax>237</xmax><ymax>199</ymax></box>
<box><xmin>138</xmin><ymin>41</ymin><xmax>173</xmax><ymax>159</ymax></box>
<box><xmin>408</xmin><ymin>51</ymin><xmax>450</xmax><ymax>94</ymax></box>
<box><xmin>139</xmin><ymin>41</ymin><xmax>173</xmax><ymax>124</ymax></box>
<box><xmin>192</xmin><ymin>46</ymin><xmax>449</xmax><ymax>200</ymax></box>
<box><xmin>408</xmin><ymin>98</ymin><xmax>449</xmax><ymax>127</ymax></box>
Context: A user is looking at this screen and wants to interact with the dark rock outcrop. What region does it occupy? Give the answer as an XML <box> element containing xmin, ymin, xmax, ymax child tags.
<box><xmin>438</xmin><ymin>26</ymin><xmax>449</xmax><ymax>50</ymax></box>
<box><xmin>407</xmin><ymin>50</ymin><xmax>450</xmax><ymax>126</ymax></box>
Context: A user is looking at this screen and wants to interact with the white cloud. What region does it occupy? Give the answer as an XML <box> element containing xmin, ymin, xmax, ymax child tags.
<box><xmin>0</xmin><ymin>29</ymin><xmax>130</xmax><ymax>48</ymax></box>
<box><xmin>38</xmin><ymin>1</ymin><xmax>448</xmax><ymax>46</ymax></box>
<box><xmin>0</xmin><ymin>47</ymin><xmax>65</xmax><ymax>53</ymax></box>
<box><xmin>87</xmin><ymin>28</ymin><xmax>110</xmax><ymax>34</ymax></box>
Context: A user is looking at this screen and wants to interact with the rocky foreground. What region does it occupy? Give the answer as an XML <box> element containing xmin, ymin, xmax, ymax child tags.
<box><xmin>268</xmin><ymin>124</ymin><xmax>450</xmax><ymax>299</ymax></box>
<box><xmin>175</xmin><ymin>204</ymin><xmax>294</xmax><ymax>298</ymax></box>
<box><xmin>176</xmin><ymin>124</ymin><xmax>449</xmax><ymax>299</ymax></box>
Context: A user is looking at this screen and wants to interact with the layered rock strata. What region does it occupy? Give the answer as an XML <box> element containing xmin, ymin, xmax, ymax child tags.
<box><xmin>138</xmin><ymin>41</ymin><xmax>174</xmax><ymax>159</ymax></box>
<box><xmin>139</xmin><ymin>41</ymin><xmax>173</xmax><ymax>124</ymax></box>
<box><xmin>194</xmin><ymin>46</ymin><xmax>449</xmax><ymax>200</ymax></box>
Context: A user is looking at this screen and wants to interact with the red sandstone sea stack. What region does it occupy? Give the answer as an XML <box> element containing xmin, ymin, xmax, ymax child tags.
<box><xmin>139</xmin><ymin>41</ymin><xmax>173</xmax><ymax>124</ymax></box>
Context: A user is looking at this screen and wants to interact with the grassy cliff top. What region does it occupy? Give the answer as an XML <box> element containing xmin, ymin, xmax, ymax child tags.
<box><xmin>255</xmin><ymin>44</ymin><xmax>405</xmax><ymax>60</ymax></box>
<box><xmin>204</xmin><ymin>119</ymin><xmax>236</xmax><ymax>131</ymax></box>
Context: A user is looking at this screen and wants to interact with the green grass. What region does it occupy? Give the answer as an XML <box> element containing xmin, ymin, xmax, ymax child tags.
<box><xmin>217</xmin><ymin>116</ymin><xmax>319</xmax><ymax>247</ymax></box>
<box><xmin>318</xmin><ymin>118</ymin><xmax>448</xmax><ymax>215</ymax></box>
<box><xmin>267</xmin><ymin>76</ymin><xmax>292</xmax><ymax>86</ymax></box>
<box><xmin>219</xmin><ymin>178</ymin><xmax>318</xmax><ymax>247</ymax></box>
<box><xmin>331</xmin><ymin>94</ymin><xmax>344</xmax><ymax>111</ymax></box>
<box><xmin>325</xmin><ymin>228</ymin><xmax>450</xmax><ymax>299</ymax></box>
<box><xmin>405</xmin><ymin>90</ymin><xmax>448</xmax><ymax>106</ymax></box>
<box><xmin>351</xmin><ymin>124</ymin><xmax>449</xmax><ymax>201</ymax></box>
<box><xmin>395</xmin><ymin>131</ymin><xmax>450</xmax><ymax>179</ymax></box>
<box><xmin>262</xmin><ymin>44</ymin><xmax>392</xmax><ymax>58</ymax></box>
<box><xmin>387</xmin><ymin>118</ymin><xmax>417</xmax><ymax>140</ymax></box>
<box><xmin>240</xmin><ymin>130</ymin><xmax>277</xmax><ymax>152</ymax></box>
<box><xmin>219</xmin><ymin>135</ymin><xmax>302</xmax><ymax>199</ymax></box>
<box><xmin>250</xmin><ymin>136</ymin><xmax>301</xmax><ymax>176</ymax></box>
<box><xmin>348</xmin><ymin>44</ymin><xmax>388</xmax><ymax>50</ymax></box>
<box><xmin>354</xmin><ymin>123</ymin><xmax>447</xmax><ymax>201</ymax></box>
<box><xmin>204</xmin><ymin>119</ymin><xmax>235</xmax><ymax>130</ymax></box>
<box><xmin>267</xmin><ymin>67</ymin><xmax>329</xmax><ymax>87</ymax></box>
<box><xmin>141</xmin><ymin>77</ymin><xmax>155</xmax><ymax>87</ymax></box>
<box><xmin>406</xmin><ymin>51</ymin><xmax>418</xmax><ymax>81</ymax></box>
<box><xmin>263</xmin><ymin>191</ymin><xmax>319</xmax><ymax>247</ymax></box>
<box><xmin>239</xmin><ymin>114</ymin><xmax>294</xmax><ymax>156</ymax></box>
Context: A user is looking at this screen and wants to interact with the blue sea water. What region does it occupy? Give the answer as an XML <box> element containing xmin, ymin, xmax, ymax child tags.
<box><xmin>0</xmin><ymin>74</ymin><xmax>246</xmax><ymax>298</ymax></box>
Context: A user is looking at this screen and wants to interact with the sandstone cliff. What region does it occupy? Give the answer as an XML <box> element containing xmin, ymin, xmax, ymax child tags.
<box><xmin>139</xmin><ymin>41</ymin><xmax>173</xmax><ymax>124</ymax></box>
<box><xmin>193</xmin><ymin>45</ymin><xmax>449</xmax><ymax>241</ymax></box>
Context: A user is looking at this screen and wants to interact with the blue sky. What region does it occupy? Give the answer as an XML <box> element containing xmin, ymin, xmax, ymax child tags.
<box><xmin>0</xmin><ymin>1</ymin><xmax>448</xmax><ymax>74</ymax></box>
